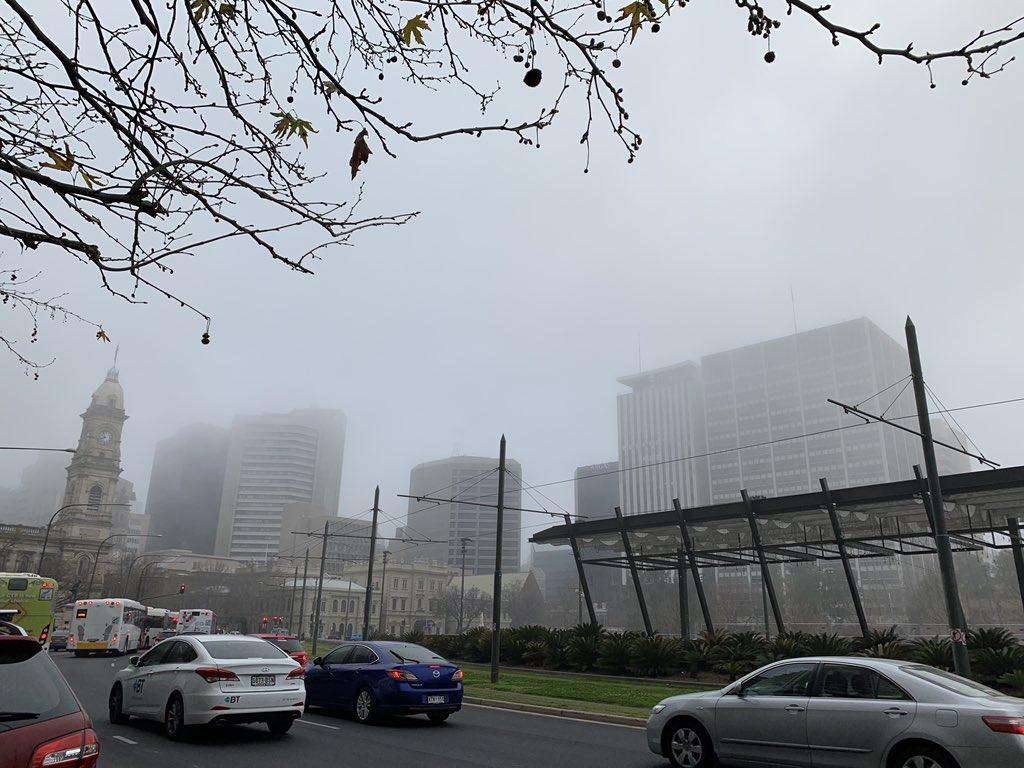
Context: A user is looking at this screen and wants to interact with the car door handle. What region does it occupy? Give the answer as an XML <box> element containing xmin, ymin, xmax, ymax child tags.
<box><xmin>883</xmin><ymin>708</ymin><xmax>909</xmax><ymax>717</ymax></box>
<box><xmin>785</xmin><ymin>704</ymin><xmax>805</xmax><ymax>713</ymax></box>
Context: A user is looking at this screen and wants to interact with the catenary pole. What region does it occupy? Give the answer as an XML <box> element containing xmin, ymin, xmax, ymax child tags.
<box><xmin>362</xmin><ymin>486</ymin><xmax>380</xmax><ymax>639</ymax></box>
<box><xmin>489</xmin><ymin>435</ymin><xmax>507</xmax><ymax>683</ymax></box>
<box><xmin>310</xmin><ymin>521</ymin><xmax>329</xmax><ymax>659</ymax></box>
<box><xmin>906</xmin><ymin>316</ymin><xmax>971</xmax><ymax>677</ymax></box>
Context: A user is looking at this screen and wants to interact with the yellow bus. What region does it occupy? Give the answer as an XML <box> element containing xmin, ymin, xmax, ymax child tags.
<box><xmin>0</xmin><ymin>572</ymin><xmax>58</xmax><ymax>646</ymax></box>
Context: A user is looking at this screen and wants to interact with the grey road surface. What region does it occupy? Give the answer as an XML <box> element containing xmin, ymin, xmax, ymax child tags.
<box><xmin>52</xmin><ymin>653</ymin><xmax>660</xmax><ymax>768</ymax></box>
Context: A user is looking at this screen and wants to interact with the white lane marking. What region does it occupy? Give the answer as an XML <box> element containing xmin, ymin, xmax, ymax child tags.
<box><xmin>112</xmin><ymin>735</ymin><xmax>138</xmax><ymax>745</ymax></box>
<box><xmin>462</xmin><ymin>702</ymin><xmax>644</xmax><ymax>730</ymax></box>
<box><xmin>295</xmin><ymin>718</ymin><xmax>340</xmax><ymax>730</ymax></box>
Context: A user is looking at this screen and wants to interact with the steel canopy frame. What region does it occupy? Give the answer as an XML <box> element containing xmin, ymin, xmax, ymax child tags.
<box><xmin>529</xmin><ymin>465</ymin><xmax>1024</xmax><ymax>632</ymax></box>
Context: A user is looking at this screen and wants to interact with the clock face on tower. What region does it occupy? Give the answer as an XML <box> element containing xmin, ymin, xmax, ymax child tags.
<box><xmin>97</xmin><ymin>430</ymin><xmax>113</xmax><ymax>445</ymax></box>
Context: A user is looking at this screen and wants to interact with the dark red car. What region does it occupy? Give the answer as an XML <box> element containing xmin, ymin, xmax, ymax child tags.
<box><xmin>252</xmin><ymin>634</ymin><xmax>308</xmax><ymax>666</ymax></box>
<box><xmin>0</xmin><ymin>635</ymin><xmax>99</xmax><ymax>768</ymax></box>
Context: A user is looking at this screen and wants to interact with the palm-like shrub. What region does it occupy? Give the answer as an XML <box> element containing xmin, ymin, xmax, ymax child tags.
<box><xmin>971</xmin><ymin>646</ymin><xmax>1024</xmax><ymax>684</ymax></box>
<box><xmin>678</xmin><ymin>638</ymin><xmax>708</xmax><ymax>678</ymax></box>
<box><xmin>400</xmin><ymin>629</ymin><xmax>426</xmax><ymax>645</ymax></box>
<box><xmin>759</xmin><ymin>633</ymin><xmax>804</xmax><ymax>664</ymax></box>
<box><xmin>908</xmin><ymin>637</ymin><xmax>953</xmax><ymax>670</ymax></box>
<box><xmin>857</xmin><ymin>640</ymin><xmax>911</xmax><ymax>660</ymax></box>
<box><xmin>566</xmin><ymin>633</ymin><xmax>602</xmax><ymax>671</ymax></box>
<box><xmin>802</xmin><ymin>632</ymin><xmax>855</xmax><ymax>656</ymax></box>
<box><xmin>698</xmin><ymin>628</ymin><xmax>733</xmax><ymax>652</ymax></box>
<box><xmin>857</xmin><ymin>626</ymin><xmax>901</xmax><ymax>652</ymax></box>
<box><xmin>631</xmin><ymin>635</ymin><xmax>680</xmax><ymax>677</ymax></box>
<box><xmin>521</xmin><ymin>640</ymin><xmax>548</xmax><ymax>667</ymax></box>
<box><xmin>970</xmin><ymin>627</ymin><xmax>1020</xmax><ymax>652</ymax></box>
<box><xmin>500</xmin><ymin>634</ymin><xmax>528</xmax><ymax>665</ymax></box>
<box><xmin>572</xmin><ymin>622</ymin><xmax>605</xmax><ymax>639</ymax></box>
<box><xmin>711</xmin><ymin>633</ymin><xmax>764</xmax><ymax>681</ymax></box>
<box><xmin>512</xmin><ymin>625</ymin><xmax>552</xmax><ymax>645</ymax></box>
<box><xmin>543</xmin><ymin>629</ymin><xmax>572</xmax><ymax>669</ymax></box>
<box><xmin>460</xmin><ymin>627</ymin><xmax>491</xmax><ymax>662</ymax></box>
<box><xmin>998</xmin><ymin>669</ymin><xmax>1024</xmax><ymax>695</ymax></box>
<box><xmin>598</xmin><ymin>632</ymin><xmax>636</xmax><ymax>675</ymax></box>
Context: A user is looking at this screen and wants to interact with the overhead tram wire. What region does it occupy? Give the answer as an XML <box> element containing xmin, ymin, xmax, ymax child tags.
<box><xmin>508</xmin><ymin>394</ymin><xmax>1024</xmax><ymax>495</ymax></box>
<box><xmin>855</xmin><ymin>374</ymin><xmax>913</xmax><ymax>409</ymax></box>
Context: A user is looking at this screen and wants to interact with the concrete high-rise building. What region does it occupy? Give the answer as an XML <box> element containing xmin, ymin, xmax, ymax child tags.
<box><xmin>278</xmin><ymin>503</ymin><xmax>372</xmax><ymax>574</ymax></box>
<box><xmin>214</xmin><ymin>409</ymin><xmax>346</xmax><ymax>562</ymax></box>
<box><xmin>144</xmin><ymin>424</ymin><xmax>230</xmax><ymax>554</ymax></box>
<box><xmin>617</xmin><ymin>363</ymin><xmax>710</xmax><ymax>515</ymax></box>
<box><xmin>702</xmin><ymin>318</ymin><xmax>921</xmax><ymax>502</ymax></box>
<box><xmin>931</xmin><ymin>419</ymin><xmax>973</xmax><ymax>476</ymax></box>
<box><xmin>5</xmin><ymin>452</ymin><xmax>69</xmax><ymax>526</ymax></box>
<box><xmin>395</xmin><ymin>456</ymin><xmax>522</xmax><ymax>575</ymax></box>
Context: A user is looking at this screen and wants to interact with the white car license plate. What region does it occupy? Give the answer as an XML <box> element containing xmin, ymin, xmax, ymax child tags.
<box><xmin>425</xmin><ymin>695</ymin><xmax>446</xmax><ymax>704</ymax></box>
<box><xmin>251</xmin><ymin>675</ymin><xmax>276</xmax><ymax>687</ymax></box>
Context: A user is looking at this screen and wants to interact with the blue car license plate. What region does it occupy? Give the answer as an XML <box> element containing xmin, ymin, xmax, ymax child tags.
<box><xmin>425</xmin><ymin>695</ymin><xmax>446</xmax><ymax>704</ymax></box>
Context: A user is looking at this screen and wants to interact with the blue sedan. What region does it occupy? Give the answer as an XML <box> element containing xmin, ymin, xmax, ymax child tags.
<box><xmin>305</xmin><ymin>641</ymin><xmax>464</xmax><ymax>724</ymax></box>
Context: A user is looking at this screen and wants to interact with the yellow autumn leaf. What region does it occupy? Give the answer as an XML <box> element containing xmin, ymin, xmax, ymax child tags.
<box><xmin>402</xmin><ymin>15</ymin><xmax>431</xmax><ymax>46</ymax></box>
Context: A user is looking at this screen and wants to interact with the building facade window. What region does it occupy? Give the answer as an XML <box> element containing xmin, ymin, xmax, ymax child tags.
<box><xmin>87</xmin><ymin>484</ymin><xmax>103</xmax><ymax>511</ymax></box>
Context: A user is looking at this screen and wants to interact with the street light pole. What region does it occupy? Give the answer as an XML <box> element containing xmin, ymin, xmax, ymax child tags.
<box><xmin>38</xmin><ymin>502</ymin><xmax>130</xmax><ymax>572</ymax></box>
<box><xmin>458</xmin><ymin>537</ymin><xmax>470</xmax><ymax>634</ymax></box>
<box><xmin>489</xmin><ymin>435</ymin><xmax>507</xmax><ymax>684</ymax></box>
<box><xmin>86</xmin><ymin>532</ymin><xmax>161</xmax><ymax>597</ymax></box>
<box><xmin>362</xmin><ymin>486</ymin><xmax>380</xmax><ymax>640</ymax></box>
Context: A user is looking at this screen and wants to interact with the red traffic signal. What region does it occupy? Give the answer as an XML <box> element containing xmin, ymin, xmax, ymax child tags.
<box><xmin>178</xmin><ymin>584</ymin><xmax>186</xmax><ymax>594</ymax></box>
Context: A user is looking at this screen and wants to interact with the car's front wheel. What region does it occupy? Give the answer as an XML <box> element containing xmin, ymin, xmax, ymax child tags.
<box><xmin>108</xmin><ymin>683</ymin><xmax>129</xmax><ymax>724</ymax></box>
<box><xmin>164</xmin><ymin>694</ymin><xmax>188</xmax><ymax>741</ymax></box>
<box><xmin>353</xmin><ymin>688</ymin><xmax>375</xmax><ymax>724</ymax></box>
<box><xmin>663</xmin><ymin>720</ymin><xmax>713</xmax><ymax>768</ymax></box>
<box><xmin>267</xmin><ymin>717</ymin><xmax>294</xmax><ymax>735</ymax></box>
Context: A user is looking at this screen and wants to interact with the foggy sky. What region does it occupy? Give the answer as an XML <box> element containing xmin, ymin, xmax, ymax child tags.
<box><xmin>3</xmin><ymin>1</ymin><xmax>1023</xmax><ymax>548</ymax></box>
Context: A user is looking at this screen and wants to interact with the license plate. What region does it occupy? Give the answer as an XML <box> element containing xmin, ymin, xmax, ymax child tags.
<box><xmin>425</xmin><ymin>695</ymin><xmax>446</xmax><ymax>704</ymax></box>
<box><xmin>251</xmin><ymin>675</ymin><xmax>276</xmax><ymax>687</ymax></box>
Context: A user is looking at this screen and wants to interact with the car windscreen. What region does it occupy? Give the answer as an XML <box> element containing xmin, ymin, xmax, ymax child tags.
<box><xmin>266</xmin><ymin>637</ymin><xmax>302</xmax><ymax>653</ymax></box>
<box><xmin>201</xmin><ymin>639</ymin><xmax>288</xmax><ymax>659</ymax></box>
<box><xmin>900</xmin><ymin>664</ymin><xmax>1003</xmax><ymax>698</ymax></box>
<box><xmin>0</xmin><ymin>641</ymin><xmax>81</xmax><ymax>731</ymax></box>
<box><xmin>384</xmin><ymin>643</ymin><xmax>446</xmax><ymax>664</ymax></box>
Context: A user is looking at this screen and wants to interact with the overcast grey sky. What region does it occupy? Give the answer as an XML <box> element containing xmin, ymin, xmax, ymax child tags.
<box><xmin>3</xmin><ymin>1</ymin><xmax>1023</xmax><ymax>545</ymax></box>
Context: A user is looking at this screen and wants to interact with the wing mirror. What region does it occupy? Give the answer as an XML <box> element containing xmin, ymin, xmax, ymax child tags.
<box><xmin>129</xmin><ymin>655</ymin><xmax>141</xmax><ymax>667</ymax></box>
<box><xmin>313</xmin><ymin>656</ymin><xmax>323</xmax><ymax>666</ymax></box>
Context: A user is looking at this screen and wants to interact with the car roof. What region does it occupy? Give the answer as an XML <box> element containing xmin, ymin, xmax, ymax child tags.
<box><xmin>253</xmin><ymin>634</ymin><xmax>297</xmax><ymax>639</ymax></box>
<box><xmin>770</xmin><ymin>656</ymin><xmax>908</xmax><ymax>669</ymax></box>
<box><xmin>176</xmin><ymin>633</ymin><xmax>269</xmax><ymax>641</ymax></box>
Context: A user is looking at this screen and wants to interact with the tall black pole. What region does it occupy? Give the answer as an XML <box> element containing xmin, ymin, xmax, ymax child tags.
<box><xmin>288</xmin><ymin>565</ymin><xmax>298</xmax><ymax>633</ymax></box>
<box><xmin>906</xmin><ymin>316</ymin><xmax>971</xmax><ymax>677</ymax></box>
<box><xmin>362</xmin><ymin>486</ymin><xmax>380</xmax><ymax>639</ymax></box>
<box><xmin>741</xmin><ymin>489</ymin><xmax>786</xmax><ymax>635</ymax></box>
<box><xmin>1006</xmin><ymin>518</ymin><xmax>1024</xmax><ymax>616</ymax></box>
<box><xmin>564</xmin><ymin>513</ymin><xmax>597</xmax><ymax>626</ymax></box>
<box><xmin>489</xmin><ymin>435</ymin><xmax>507</xmax><ymax>683</ymax></box>
<box><xmin>310</xmin><ymin>521</ymin><xmax>329</xmax><ymax>658</ymax></box>
<box><xmin>458</xmin><ymin>537</ymin><xmax>469</xmax><ymax>634</ymax></box>
<box><xmin>615</xmin><ymin>505</ymin><xmax>654</xmax><ymax>636</ymax></box>
<box><xmin>673</xmin><ymin>499</ymin><xmax>714</xmax><ymax>633</ymax></box>
<box><xmin>820</xmin><ymin>478</ymin><xmax>870</xmax><ymax>639</ymax></box>
<box><xmin>378</xmin><ymin>550</ymin><xmax>390</xmax><ymax>634</ymax></box>
<box><xmin>298</xmin><ymin>549</ymin><xmax>309</xmax><ymax>643</ymax></box>
<box><xmin>676</xmin><ymin>549</ymin><xmax>690</xmax><ymax>638</ymax></box>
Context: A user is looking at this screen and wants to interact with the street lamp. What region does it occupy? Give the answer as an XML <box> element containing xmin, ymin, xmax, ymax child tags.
<box><xmin>38</xmin><ymin>502</ymin><xmax>131</xmax><ymax>572</ymax></box>
<box><xmin>87</xmin><ymin>532</ymin><xmax>162</xmax><ymax>597</ymax></box>
<box><xmin>135</xmin><ymin>555</ymin><xmax>184</xmax><ymax>600</ymax></box>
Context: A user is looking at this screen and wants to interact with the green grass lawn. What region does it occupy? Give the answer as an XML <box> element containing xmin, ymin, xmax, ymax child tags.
<box><xmin>459</xmin><ymin>663</ymin><xmax>700</xmax><ymax>718</ymax></box>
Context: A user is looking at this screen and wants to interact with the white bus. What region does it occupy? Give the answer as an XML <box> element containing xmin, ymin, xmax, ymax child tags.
<box><xmin>67</xmin><ymin>598</ymin><xmax>147</xmax><ymax>656</ymax></box>
<box><xmin>176</xmin><ymin>608</ymin><xmax>215</xmax><ymax>634</ymax></box>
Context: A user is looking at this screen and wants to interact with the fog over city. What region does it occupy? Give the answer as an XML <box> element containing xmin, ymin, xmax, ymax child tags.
<box><xmin>2</xmin><ymin>0</ymin><xmax>1023</xmax><ymax>547</ymax></box>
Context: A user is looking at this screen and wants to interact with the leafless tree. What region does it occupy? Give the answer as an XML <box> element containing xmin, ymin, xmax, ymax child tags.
<box><xmin>2</xmin><ymin>1</ymin><xmax>1023</xmax><ymax>370</ymax></box>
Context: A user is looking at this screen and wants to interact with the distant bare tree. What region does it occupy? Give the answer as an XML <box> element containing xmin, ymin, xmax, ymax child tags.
<box><xmin>3</xmin><ymin>2</ymin><xmax>1023</xmax><ymax>370</ymax></box>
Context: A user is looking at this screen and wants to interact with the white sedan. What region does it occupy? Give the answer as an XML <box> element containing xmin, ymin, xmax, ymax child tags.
<box><xmin>108</xmin><ymin>634</ymin><xmax>305</xmax><ymax>739</ymax></box>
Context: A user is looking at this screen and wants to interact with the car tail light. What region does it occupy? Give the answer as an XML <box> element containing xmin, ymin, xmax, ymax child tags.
<box><xmin>452</xmin><ymin>669</ymin><xmax>464</xmax><ymax>682</ymax></box>
<box><xmin>29</xmin><ymin>728</ymin><xmax>100</xmax><ymax>768</ymax></box>
<box><xmin>388</xmin><ymin>669</ymin><xmax>419</xmax><ymax>682</ymax></box>
<box><xmin>983</xmin><ymin>716</ymin><xmax>1024</xmax><ymax>735</ymax></box>
<box><xmin>287</xmin><ymin>667</ymin><xmax>305</xmax><ymax>679</ymax></box>
<box><xmin>294</xmin><ymin>653</ymin><xmax>309</xmax><ymax>666</ymax></box>
<box><xmin>195</xmin><ymin>667</ymin><xmax>240</xmax><ymax>683</ymax></box>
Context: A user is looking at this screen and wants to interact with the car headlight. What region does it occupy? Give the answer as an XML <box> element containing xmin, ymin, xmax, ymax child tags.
<box><xmin>651</xmin><ymin>704</ymin><xmax>666</xmax><ymax>715</ymax></box>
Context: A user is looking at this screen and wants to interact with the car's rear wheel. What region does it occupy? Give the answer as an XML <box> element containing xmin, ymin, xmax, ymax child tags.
<box><xmin>353</xmin><ymin>688</ymin><xmax>375</xmax><ymax>724</ymax></box>
<box><xmin>890</xmin><ymin>744</ymin><xmax>958</xmax><ymax>768</ymax></box>
<box><xmin>74</xmin><ymin>650</ymin><xmax>86</xmax><ymax>657</ymax></box>
<box><xmin>164</xmin><ymin>694</ymin><xmax>188</xmax><ymax>741</ymax></box>
<box><xmin>427</xmin><ymin>712</ymin><xmax>450</xmax><ymax>724</ymax></box>
<box><xmin>108</xmin><ymin>683</ymin><xmax>129</xmax><ymax>724</ymax></box>
<box><xmin>267</xmin><ymin>717</ymin><xmax>294</xmax><ymax>735</ymax></box>
<box><xmin>663</xmin><ymin>719</ymin><xmax>713</xmax><ymax>768</ymax></box>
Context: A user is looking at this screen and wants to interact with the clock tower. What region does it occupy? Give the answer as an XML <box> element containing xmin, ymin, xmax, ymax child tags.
<box><xmin>60</xmin><ymin>366</ymin><xmax>128</xmax><ymax>541</ymax></box>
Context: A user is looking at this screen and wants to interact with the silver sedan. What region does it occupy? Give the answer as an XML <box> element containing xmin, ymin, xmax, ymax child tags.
<box><xmin>646</xmin><ymin>656</ymin><xmax>1024</xmax><ymax>768</ymax></box>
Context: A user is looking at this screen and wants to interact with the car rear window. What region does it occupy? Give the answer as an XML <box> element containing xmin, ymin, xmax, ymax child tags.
<box><xmin>384</xmin><ymin>643</ymin><xmax>446</xmax><ymax>664</ymax></box>
<box><xmin>267</xmin><ymin>637</ymin><xmax>302</xmax><ymax>653</ymax></box>
<box><xmin>900</xmin><ymin>664</ymin><xmax>1003</xmax><ymax>698</ymax></box>
<box><xmin>201</xmin><ymin>640</ymin><xmax>288</xmax><ymax>660</ymax></box>
<box><xmin>0</xmin><ymin>641</ymin><xmax>80</xmax><ymax>731</ymax></box>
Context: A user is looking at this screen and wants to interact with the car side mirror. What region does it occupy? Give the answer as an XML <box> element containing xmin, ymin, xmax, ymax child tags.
<box><xmin>129</xmin><ymin>655</ymin><xmax>140</xmax><ymax>667</ymax></box>
<box><xmin>313</xmin><ymin>656</ymin><xmax>323</xmax><ymax>666</ymax></box>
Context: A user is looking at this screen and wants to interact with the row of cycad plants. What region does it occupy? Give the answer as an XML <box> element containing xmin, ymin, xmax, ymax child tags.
<box><xmin>424</xmin><ymin>624</ymin><xmax>1024</xmax><ymax>693</ymax></box>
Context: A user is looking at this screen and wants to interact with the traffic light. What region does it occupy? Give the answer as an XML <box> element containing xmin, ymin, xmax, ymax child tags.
<box><xmin>178</xmin><ymin>584</ymin><xmax>186</xmax><ymax>594</ymax></box>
